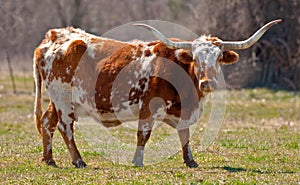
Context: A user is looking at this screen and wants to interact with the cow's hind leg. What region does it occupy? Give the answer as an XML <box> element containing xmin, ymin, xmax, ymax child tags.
<box><xmin>57</xmin><ymin>112</ymin><xmax>86</xmax><ymax>168</ymax></box>
<box><xmin>41</xmin><ymin>101</ymin><xmax>58</xmax><ymax>167</ymax></box>
<box><xmin>178</xmin><ymin>128</ymin><xmax>198</xmax><ymax>168</ymax></box>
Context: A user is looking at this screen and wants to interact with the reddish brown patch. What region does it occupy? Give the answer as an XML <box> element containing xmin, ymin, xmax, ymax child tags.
<box><xmin>90</xmin><ymin>37</ymin><xmax>102</xmax><ymax>44</ymax></box>
<box><xmin>176</xmin><ymin>49</ymin><xmax>193</xmax><ymax>64</ymax></box>
<box><xmin>144</xmin><ymin>49</ymin><xmax>151</xmax><ymax>57</ymax></box>
<box><xmin>146</xmin><ymin>43</ymin><xmax>201</xmax><ymax>120</ymax></box>
<box><xmin>95</xmin><ymin>40</ymin><xmax>128</xmax><ymax>64</ymax></box>
<box><xmin>50</xmin><ymin>40</ymin><xmax>87</xmax><ymax>83</ymax></box>
<box><xmin>34</xmin><ymin>48</ymin><xmax>48</xmax><ymax>80</ymax></box>
<box><xmin>153</xmin><ymin>43</ymin><xmax>176</xmax><ymax>61</ymax></box>
<box><xmin>68</xmin><ymin>112</ymin><xmax>76</xmax><ymax>120</ymax></box>
<box><xmin>206</xmin><ymin>37</ymin><xmax>218</xmax><ymax>42</ymax></box>
<box><xmin>147</xmin><ymin>41</ymin><xmax>159</xmax><ymax>47</ymax></box>
<box><xmin>95</xmin><ymin>44</ymin><xmax>137</xmax><ymax>113</ymax></box>
<box><xmin>135</xmin><ymin>45</ymin><xmax>143</xmax><ymax>58</ymax></box>
<box><xmin>34</xmin><ymin>48</ymin><xmax>43</xmax><ymax>65</ymax></box>
<box><xmin>49</xmin><ymin>30</ymin><xmax>57</xmax><ymax>42</ymax></box>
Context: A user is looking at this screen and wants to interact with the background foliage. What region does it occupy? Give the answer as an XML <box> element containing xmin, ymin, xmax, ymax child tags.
<box><xmin>0</xmin><ymin>0</ymin><xmax>299</xmax><ymax>90</ymax></box>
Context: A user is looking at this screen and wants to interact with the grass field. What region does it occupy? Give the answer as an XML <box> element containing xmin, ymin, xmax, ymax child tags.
<box><xmin>0</xmin><ymin>75</ymin><xmax>299</xmax><ymax>184</ymax></box>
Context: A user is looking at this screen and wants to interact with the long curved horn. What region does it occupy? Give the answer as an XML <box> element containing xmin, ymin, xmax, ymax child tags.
<box><xmin>220</xmin><ymin>19</ymin><xmax>282</xmax><ymax>50</ymax></box>
<box><xmin>134</xmin><ymin>23</ymin><xmax>192</xmax><ymax>49</ymax></box>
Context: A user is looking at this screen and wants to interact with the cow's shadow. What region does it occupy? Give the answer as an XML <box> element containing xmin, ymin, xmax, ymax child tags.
<box><xmin>56</xmin><ymin>164</ymin><xmax>296</xmax><ymax>174</ymax></box>
<box><xmin>212</xmin><ymin>166</ymin><xmax>295</xmax><ymax>174</ymax></box>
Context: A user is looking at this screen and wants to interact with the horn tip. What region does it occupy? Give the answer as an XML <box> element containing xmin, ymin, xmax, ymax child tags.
<box><xmin>133</xmin><ymin>23</ymin><xmax>150</xmax><ymax>28</ymax></box>
<box><xmin>272</xmin><ymin>19</ymin><xmax>282</xmax><ymax>24</ymax></box>
<box><xmin>133</xmin><ymin>23</ymin><xmax>145</xmax><ymax>27</ymax></box>
<box><xmin>264</xmin><ymin>19</ymin><xmax>282</xmax><ymax>29</ymax></box>
<box><xmin>274</xmin><ymin>19</ymin><xmax>282</xmax><ymax>23</ymax></box>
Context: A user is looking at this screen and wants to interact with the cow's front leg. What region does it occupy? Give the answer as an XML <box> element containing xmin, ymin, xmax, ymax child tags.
<box><xmin>178</xmin><ymin>128</ymin><xmax>198</xmax><ymax>168</ymax></box>
<box><xmin>57</xmin><ymin>113</ymin><xmax>86</xmax><ymax>168</ymax></box>
<box><xmin>133</xmin><ymin>96</ymin><xmax>163</xmax><ymax>166</ymax></box>
<box><xmin>132</xmin><ymin>119</ymin><xmax>153</xmax><ymax>167</ymax></box>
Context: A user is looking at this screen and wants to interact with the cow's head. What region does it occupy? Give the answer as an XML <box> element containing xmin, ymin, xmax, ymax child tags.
<box><xmin>135</xmin><ymin>19</ymin><xmax>281</xmax><ymax>93</ymax></box>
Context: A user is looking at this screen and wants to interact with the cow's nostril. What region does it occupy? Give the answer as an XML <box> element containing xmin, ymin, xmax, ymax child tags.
<box><xmin>200</xmin><ymin>80</ymin><xmax>210</xmax><ymax>91</ymax></box>
<box><xmin>201</xmin><ymin>81</ymin><xmax>208</xmax><ymax>88</ymax></box>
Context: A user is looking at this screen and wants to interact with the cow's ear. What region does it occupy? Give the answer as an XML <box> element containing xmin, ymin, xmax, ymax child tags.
<box><xmin>176</xmin><ymin>49</ymin><xmax>193</xmax><ymax>64</ymax></box>
<box><xmin>221</xmin><ymin>50</ymin><xmax>239</xmax><ymax>65</ymax></box>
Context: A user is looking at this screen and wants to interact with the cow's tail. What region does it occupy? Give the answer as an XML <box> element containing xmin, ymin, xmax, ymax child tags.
<box><xmin>33</xmin><ymin>60</ymin><xmax>43</xmax><ymax>136</ymax></box>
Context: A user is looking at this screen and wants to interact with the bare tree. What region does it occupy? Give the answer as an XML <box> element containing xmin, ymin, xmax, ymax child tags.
<box><xmin>54</xmin><ymin>0</ymin><xmax>88</xmax><ymax>28</ymax></box>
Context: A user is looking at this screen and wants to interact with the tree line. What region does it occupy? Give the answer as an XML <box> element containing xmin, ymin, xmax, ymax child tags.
<box><xmin>0</xmin><ymin>0</ymin><xmax>299</xmax><ymax>90</ymax></box>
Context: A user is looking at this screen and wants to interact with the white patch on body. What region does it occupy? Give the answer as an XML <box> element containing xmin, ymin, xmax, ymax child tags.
<box><xmin>66</xmin><ymin>67</ymin><xmax>71</xmax><ymax>75</ymax></box>
<box><xmin>87</xmin><ymin>42</ymin><xmax>103</xmax><ymax>59</ymax></box>
<box><xmin>45</xmin><ymin>78</ymin><xmax>74</xmax><ymax>141</ymax></box>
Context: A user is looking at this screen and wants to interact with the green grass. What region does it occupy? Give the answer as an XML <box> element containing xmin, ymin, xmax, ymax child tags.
<box><xmin>0</xmin><ymin>75</ymin><xmax>299</xmax><ymax>184</ymax></box>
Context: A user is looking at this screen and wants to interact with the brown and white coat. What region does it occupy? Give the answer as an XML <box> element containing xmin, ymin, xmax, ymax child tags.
<box><xmin>33</xmin><ymin>20</ymin><xmax>280</xmax><ymax>168</ymax></box>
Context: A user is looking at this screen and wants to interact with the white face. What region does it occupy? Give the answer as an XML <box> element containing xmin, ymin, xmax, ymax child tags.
<box><xmin>191</xmin><ymin>36</ymin><xmax>222</xmax><ymax>93</ymax></box>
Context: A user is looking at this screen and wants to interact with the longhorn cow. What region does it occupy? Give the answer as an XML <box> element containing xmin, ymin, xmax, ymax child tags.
<box><xmin>33</xmin><ymin>20</ymin><xmax>281</xmax><ymax>168</ymax></box>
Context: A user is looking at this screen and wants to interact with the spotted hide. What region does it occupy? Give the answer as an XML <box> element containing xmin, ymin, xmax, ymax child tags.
<box><xmin>33</xmin><ymin>20</ymin><xmax>280</xmax><ymax>168</ymax></box>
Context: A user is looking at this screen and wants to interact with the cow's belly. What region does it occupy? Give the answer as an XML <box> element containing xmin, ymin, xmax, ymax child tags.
<box><xmin>74</xmin><ymin>100</ymin><xmax>181</xmax><ymax>128</ymax></box>
<box><xmin>97</xmin><ymin>101</ymin><xmax>140</xmax><ymax>127</ymax></box>
<box><xmin>74</xmin><ymin>99</ymin><xmax>203</xmax><ymax>129</ymax></box>
<box><xmin>74</xmin><ymin>100</ymin><xmax>141</xmax><ymax>127</ymax></box>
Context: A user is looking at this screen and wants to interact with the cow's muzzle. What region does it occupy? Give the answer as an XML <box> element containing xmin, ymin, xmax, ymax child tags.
<box><xmin>199</xmin><ymin>79</ymin><xmax>217</xmax><ymax>92</ymax></box>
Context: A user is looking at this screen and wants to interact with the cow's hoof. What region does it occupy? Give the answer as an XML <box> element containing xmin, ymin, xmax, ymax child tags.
<box><xmin>72</xmin><ymin>158</ymin><xmax>87</xmax><ymax>168</ymax></box>
<box><xmin>185</xmin><ymin>160</ymin><xmax>199</xmax><ymax>168</ymax></box>
<box><xmin>132</xmin><ymin>157</ymin><xmax>144</xmax><ymax>167</ymax></box>
<box><xmin>43</xmin><ymin>158</ymin><xmax>57</xmax><ymax>167</ymax></box>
